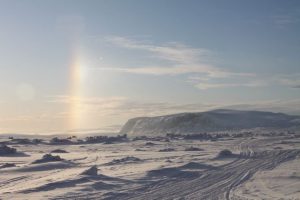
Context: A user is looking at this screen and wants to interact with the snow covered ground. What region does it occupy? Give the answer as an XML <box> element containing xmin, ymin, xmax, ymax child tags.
<box><xmin>0</xmin><ymin>132</ymin><xmax>299</xmax><ymax>200</ymax></box>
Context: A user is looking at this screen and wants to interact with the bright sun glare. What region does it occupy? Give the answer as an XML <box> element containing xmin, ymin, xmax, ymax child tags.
<box><xmin>69</xmin><ymin>46</ymin><xmax>85</xmax><ymax>131</ymax></box>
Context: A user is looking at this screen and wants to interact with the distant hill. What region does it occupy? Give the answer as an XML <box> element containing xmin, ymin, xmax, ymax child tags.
<box><xmin>120</xmin><ymin>109</ymin><xmax>300</xmax><ymax>135</ymax></box>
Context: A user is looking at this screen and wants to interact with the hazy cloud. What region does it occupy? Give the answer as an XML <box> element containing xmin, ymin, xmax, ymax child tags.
<box><xmin>191</xmin><ymin>73</ymin><xmax>300</xmax><ymax>90</ymax></box>
<box><xmin>5</xmin><ymin>95</ymin><xmax>298</xmax><ymax>134</ymax></box>
<box><xmin>104</xmin><ymin>36</ymin><xmax>255</xmax><ymax>78</ymax></box>
<box><xmin>223</xmin><ymin>99</ymin><xmax>300</xmax><ymax>115</ymax></box>
<box><xmin>48</xmin><ymin>95</ymin><xmax>126</xmax><ymax>108</ymax></box>
<box><xmin>92</xmin><ymin>36</ymin><xmax>256</xmax><ymax>89</ymax></box>
<box><xmin>49</xmin><ymin>95</ymin><xmax>300</xmax><ymax>119</ymax></box>
<box><xmin>188</xmin><ymin>74</ymin><xmax>267</xmax><ymax>90</ymax></box>
<box><xmin>277</xmin><ymin>73</ymin><xmax>300</xmax><ymax>88</ymax></box>
<box><xmin>272</xmin><ymin>14</ymin><xmax>300</xmax><ymax>28</ymax></box>
<box><xmin>49</xmin><ymin>95</ymin><xmax>217</xmax><ymax>117</ymax></box>
<box><xmin>91</xmin><ymin>36</ymin><xmax>300</xmax><ymax>91</ymax></box>
<box><xmin>105</xmin><ymin>36</ymin><xmax>210</xmax><ymax>64</ymax></box>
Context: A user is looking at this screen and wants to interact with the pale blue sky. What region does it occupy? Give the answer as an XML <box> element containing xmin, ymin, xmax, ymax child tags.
<box><xmin>0</xmin><ymin>0</ymin><xmax>299</xmax><ymax>134</ymax></box>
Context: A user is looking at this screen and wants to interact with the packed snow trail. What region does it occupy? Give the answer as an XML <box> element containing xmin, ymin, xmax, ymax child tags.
<box><xmin>115</xmin><ymin>141</ymin><xmax>300</xmax><ymax>200</ymax></box>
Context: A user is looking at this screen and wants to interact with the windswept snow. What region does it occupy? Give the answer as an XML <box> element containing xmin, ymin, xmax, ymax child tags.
<box><xmin>0</xmin><ymin>131</ymin><xmax>299</xmax><ymax>199</ymax></box>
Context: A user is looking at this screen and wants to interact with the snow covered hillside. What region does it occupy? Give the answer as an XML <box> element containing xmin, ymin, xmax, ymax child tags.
<box><xmin>120</xmin><ymin>109</ymin><xmax>300</xmax><ymax>136</ymax></box>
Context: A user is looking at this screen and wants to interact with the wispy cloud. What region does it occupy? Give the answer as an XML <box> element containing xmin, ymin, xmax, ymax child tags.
<box><xmin>92</xmin><ymin>36</ymin><xmax>300</xmax><ymax>90</ymax></box>
<box><xmin>114</xmin><ymin>101</ymin><xmax>217</xmax><ymax>116</ymax></box>
<box><xmin>48</xmin><ymin>95</ymin><xmax>126</xmax><ymax>108</ymax></box>
<box><xmin>97</xmin><ymin>65</ymin><xmax>224</xmax><ymax>76</ymax></box>
<box><xmin>223</xmin><ymin>99</ymin><xmax>300</xmax><ymax>115</ymax></box>
<box><xmin>103</xmin><ymin>36</ymin><xmax>228</xmax><ymax>78</ymax></box>
<box><xmin>48</xmin><ymin>95</ymin><xmax>217</xmax><ymax>117</ymax></box>
<box><xmin>93</xmin><ymin>36</ymin><xmax>256</xmax><ymax>89</ymax></box>
<box><xmin>105</xmin><ymin>36</ymin><xmax>209</xmax><ymax>64</ymax></box>
<box><xmin>190</xmin><ymin>72</ymin><xmax>300</xmax><ymax>90</ymax></box>
<box><xmin>49</xmin><ymin>95</ymin><xmax>300</xmax><ymax>120</ymax></box>
<box><xmin>272</xmin><ymin>14</ymin><xmax>300</xmax><ymax>28</ymax></box>
<box><xmin>277</xmin><ymin>73</ymin><xmax>300</xmax><ymax>89</ymax></box>
<box><xmin>271</xmin><ymin>8</ymin><xmax>300</xmax><ymax>28</ymax></box>
<box><xmin>187</xmin><ymin>74</ymin><xmax>267</xmax><ymax>90</ymax></box>
<box><xmin>105</xmin><ymin>36</ymin><xmax>256</xmax><ymax>78</ymax></box>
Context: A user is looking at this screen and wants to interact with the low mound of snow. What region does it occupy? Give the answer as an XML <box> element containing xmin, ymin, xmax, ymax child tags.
<box><xmin>147</xmin><ymin>167</ymin><xmax>199</xmax><ymax>178</ymax></box>
<box><xmin>217</xmin><ymin>149</ymin><xmax>234</xmax><ymax>158</ymax></box>
<box><xmin>107</xmin><ymin>156</ymin><xmax>142</xmax><ymax>165</ymax></box>
<box><xmin>16</xmin><ymin>161</ymin><xmax>75</xmax><ymax>172</ymax></box>
<box><xmin>145</xmin><ymin>142</ymin><xmax>156</xmax><ymax>146</ymax></box>
<box><xmin>0</xmin><ymin>145</ymin><xmax>17</xmax><ymax>156</ymax></box>
<box><xmin>81</xmin><ymin>165</ymin><xmax>98</xmax><ymax>176</ymax></box>
<box><xmin>184</xmin><ymin>146</ymin><xmax>203</xmax><ymax>151</ymax></box>
<box><xmin>180</xmin><ymin>162</ymin><xmax>218</xmax><ymax>170</ymax></box>
<box><xmin>51</xmin><ymin>149</ymin><xmax>69</xmax><ymax>153</ymax></box>
<box><xmin>32</xmin><ymin>154</ymin><xmax>64</xmax><ymax>164</ymax></box>
<box><xmin>0</xmin><ymin>163</ymin><xmax>16</xmax><ymax>169</ymax></box>
<box><xmin>159</xmin><ymin>148</ymin><xmax>175</xmax><ymax>152</ymax></box>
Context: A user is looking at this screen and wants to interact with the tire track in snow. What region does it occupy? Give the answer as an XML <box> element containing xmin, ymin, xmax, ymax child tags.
<box><xmin>117</xmin><ymin>140</ymin><xmax>300</xmax><ymax>200</ymax></box>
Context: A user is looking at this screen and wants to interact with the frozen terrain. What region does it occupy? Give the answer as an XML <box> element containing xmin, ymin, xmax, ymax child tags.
<box><xmin>1</xmin><ymin>110</ymin><xmax>300</xmax><ymax>199</ymax></box>
<box><xmin>0</xmin><ymin>130</ymin><xmax>299</xmax><ymax>200</ymax></box>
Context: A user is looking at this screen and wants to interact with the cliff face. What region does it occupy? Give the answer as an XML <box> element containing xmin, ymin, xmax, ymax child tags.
<box><xmin>120</xmin><ymin>109</ymin><xmax>300</xmax><ymax>136</ymax></box>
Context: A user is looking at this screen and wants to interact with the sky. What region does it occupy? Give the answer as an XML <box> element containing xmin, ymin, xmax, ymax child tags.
<box><xmin>0</xmin><ymin>0</ymin><xmax>300</xmax><ymax>134</ymax></box>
